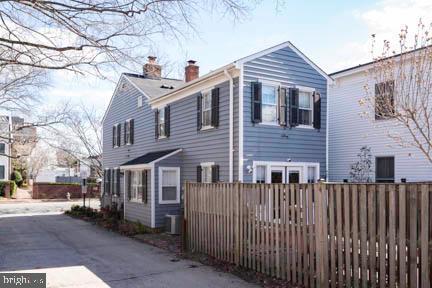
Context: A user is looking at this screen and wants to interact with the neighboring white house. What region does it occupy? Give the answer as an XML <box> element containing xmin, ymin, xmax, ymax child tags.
<box><xmin>329</xmin><ymin>59</ymin><xmax>432</xmax><ymax>183</ymax></box>
<box><xmin>0</xmin><ymin>116</ymin><xmax>11</xmax><ymax>181</ymax></box>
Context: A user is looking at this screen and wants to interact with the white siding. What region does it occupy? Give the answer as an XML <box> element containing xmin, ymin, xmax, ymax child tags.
<box><xmin>329</xmin><ymin>72</ymin><xmax>432</xmax><ymax>182</ymax></box>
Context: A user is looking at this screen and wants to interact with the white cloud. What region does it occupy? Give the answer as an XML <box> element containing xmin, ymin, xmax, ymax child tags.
<box><xmin>332</xmin><ymin>0</ymin><xmax>432</xmax><ymax>72</ymax></box>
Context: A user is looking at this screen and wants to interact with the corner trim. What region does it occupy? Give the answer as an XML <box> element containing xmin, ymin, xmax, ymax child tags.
<box><xmin>238</xmin><ymin>64</ymin><xmax>244</xmax><ymax>182</ymax></box>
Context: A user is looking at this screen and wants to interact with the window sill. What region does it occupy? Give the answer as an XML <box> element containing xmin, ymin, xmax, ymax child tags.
<box><xmin>157</xmin><ymin>136</ymin><xmax>168</xmax><ymax>140</ymax></box>
<box><xmin>199</xmin><ymin>126</ymin><xmax>215</xmax><ymax>131</ymax></box>
<box><xmin>258</xmin><ymin>122</ymin><xmax>280</xmax><ymax>127</ymax></box>
<box><xmin>159</xmin><ymin>200</ymin><xmax>180</xmax><ymax>205</ymax></box>
<box><xmin>296</xmin><ymin>125</ymin><xmax>314</xmax><ymax>129</ymax></box>
<box><xmin>128</xmin><ymin>199</ymin><xmax>145</xmax><ymax>204</ymax></box>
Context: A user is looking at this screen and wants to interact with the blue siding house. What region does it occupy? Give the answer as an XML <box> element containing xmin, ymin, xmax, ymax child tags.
<box><xmin>102</xmin><ymin>42</ymin><xmax>331</xmax><ymax>228</ymax></box>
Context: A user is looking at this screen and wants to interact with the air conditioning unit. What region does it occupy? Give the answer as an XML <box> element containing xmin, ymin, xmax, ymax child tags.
<box><xmin>165</xmin><ymin>214</ymin><xmax>182</xmax><ymax>235</ymax></box>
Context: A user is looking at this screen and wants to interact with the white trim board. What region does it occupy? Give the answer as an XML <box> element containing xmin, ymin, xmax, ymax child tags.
<box><xmin>158</xmin><ymin>166</ymin><xmax>181</xmax><ymax>205</ymax></box>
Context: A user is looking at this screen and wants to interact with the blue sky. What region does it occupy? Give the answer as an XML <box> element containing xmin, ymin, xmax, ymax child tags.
<box><xmin>44</xmin><ymin>0</ymin><xmax>432</xmax><ymax>112</ymax></box>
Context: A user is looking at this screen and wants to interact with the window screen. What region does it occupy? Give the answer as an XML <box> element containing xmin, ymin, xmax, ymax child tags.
<box><xmin>375</xmin><ymin>156</ymin><xmax>395</xmax><ymax>183</ymax></box>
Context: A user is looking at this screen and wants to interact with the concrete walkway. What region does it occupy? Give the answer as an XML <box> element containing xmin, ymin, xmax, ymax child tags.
<box><xmin>0</xmin><ymin>213</ymin><xmax>257</xmax><ymax>288</ymax></box>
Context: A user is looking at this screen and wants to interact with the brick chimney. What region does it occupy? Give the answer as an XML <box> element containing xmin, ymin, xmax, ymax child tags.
<box><xmin>143</xmin><ymin>56</ymin><xmax>161</xmax><ymax>79</ymax></box>
<box><xmin>185</xmin><ymin>60</ymin><xmax>199</xmax><ymax>82</ymax></box>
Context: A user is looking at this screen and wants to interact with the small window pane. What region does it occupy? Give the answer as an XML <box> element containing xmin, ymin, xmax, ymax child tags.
<box><xmin>299</xmin><ymin>91</ymin><xmax>311</xmax><ymax>108</ymax></box>
<box><xmin>0</xmin><ymin>143</ymin><xmax>5</xmax><ymax>154</ymax></box>
<box><xmin>162</xmin><ymin>187</ymin><xmax>177</xmax><ymax>201</ymax></box>
<box><xmin>299</xmin><ymin>110</ymin><xmax>312</xmax><ymax>125</ymax></box>
<box><xmin>262</xmin><ymin>86</ymin><xmax>276</xmax><ymax>104</ymax></box>
<box><xmin>162</xmin><ymin>170</ymin><xmax>177</xmax><ymax>186</ymax></box>
<box><xmin>262</xmin><ymin>104</ymin><xmax>277</xmax><ymax>123</ymax></box>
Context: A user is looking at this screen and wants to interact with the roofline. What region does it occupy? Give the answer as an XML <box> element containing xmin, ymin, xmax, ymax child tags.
<box><xmin>330</xmin><ymin>45</ymin><xmax>430</xmax><ymax>78</ymax></box>
<box><xmin>235</xmin><ymin>41</ymin><xmax>333</xmax><ymax>83</ymax></box>
<box><xmin>119</xmin><ymin>149</ymin><xmax>182</xmax><ymax>170</ymax></box>
<box><xmin>149</xmin><ymin>63</ymin><xmax>237</xmax><ymax>106</ymax></box>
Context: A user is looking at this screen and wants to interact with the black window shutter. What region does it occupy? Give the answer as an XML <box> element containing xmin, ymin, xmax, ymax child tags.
<box><xmin>251</xmin><ymin>82</ymin><xmax>262</xmax><ymax>123</ymax></box>
<box><xmin>165</xmin><ymin>105</ymin><xmax>170</xmax><ymax>137</ymax></box>
<box><xmin>111</xmin><ymin>169</ymin><xmax>115</xmax><ymax>195</ymax></box>
<box><xmin>116</xmin><ymin>124</ymin><xmax>121</xmax><ymax>147</ymax></box>
<box><xmin>196</xmin><ymin>165</ymin><xmax>202</xmax><ymax>182</ymax></box>
<box><xmin>154</xmin><ymin>110</ymin><xmax>159</xmax><ymax>139</ymax></box>
<box><xmin>127</xmin><ymin>171</ymin><xmax>131</xmax><ymax>200</ymax></box>
<box><xmin>289</xmin><ymin>88</ymin><xmax>299</xmax><ymax>127</ymax></box>
<box><xmin>313</xmin><ymin>91</ymin><xmax>321</xmax><ymax>130</ymax></box>
<box><xmin>103</xmin><ymin>171</ymin><xmax>107</xmax><ymax>195</ymax></box>
<box><xmin>211</xmin><ymin>88</ymin><xmax>219</xmax><ymax>127</ymax></box>
<box><xmin>211</xmin><ymin>165</ymin><xmax>219</xmax><ymax>183</ymax></box>
<box><xmin>278</xmin><ymin>87</ymin><xmax>287</xmax><ymax>127</ymax></box>
<box><xmin>197</xmin><ymin>93</ymin><xmax>202</xmax><ymax>131</ymax></box>
<box><xmin>142</xmin><ymin>170</ymin><xmax>148</xmax><ymax>203</ymax></box>
<box><xmin>124</xmin><ymin>121</ymin><xmax>127</xmax><ymax>144</ymax></box>
<box><xmin>130</xmin><ymin>119</ymin><xmax>134</xmax><ymax>144</ymax></box>
<box><xmin>112</xmin><ymin>126</ymin><xmax>116</xmax><ymax>147</ymax></box>
<box><xmin>116</xmin><ymin>169</ymin><xmax>121</xmax><ymax>196</ymax></box>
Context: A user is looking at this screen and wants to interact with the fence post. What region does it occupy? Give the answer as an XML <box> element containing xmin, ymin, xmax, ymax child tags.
<box><xmin>235</xmin><ymin>182</ymin><xmax>240</xmax><ymax>265</ymax></box>
<box><xmin>316</xmin><ymin>182</ymin><xmax>329</xmax><ymax>288</ymax></box>
<box><xmin>182</xmin><ymin>181</ymin><xmax>189</xmax><ymax>253</ymax></box>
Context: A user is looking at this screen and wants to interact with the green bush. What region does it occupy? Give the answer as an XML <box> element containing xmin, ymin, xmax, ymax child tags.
<box><xmin>12</xmin><ymin>170</ymin><xmax>23</xmax><ymax>187</ymax></box>
<box><xmin>0</xmin><ymin>181</ymin><xmax>16</xmax><ymax>197</ymax></box>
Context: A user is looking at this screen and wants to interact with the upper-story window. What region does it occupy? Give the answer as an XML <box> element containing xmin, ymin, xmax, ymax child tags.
<box><xmin>124</xmin><ymin>119</ymin><xmax>134</xmax><ymax>145</ymax></box>
<box><xmin>252</xmin><ymin>81</ymin><xmax>321</xmax><ymax>129</ymax></box>
<box><xmin>155</xmin><ymin>106</ymin><xmax>170</xmax><ymax>139</ymax></box>
<box><xmin>0</xmin><ymin>143</ymin><xmax>5</xmax><ymax>154</ymax></box>
<box><xmin>298</xmin><ymin>91</ymin><xmax>313</xmax><ymax>126</ymax></box>
<box><xmin>375</xmin><ymin>80</ymin><xmax>395</xmax><ymax>120</ymax></box>
<box><xmin>262</xmin><ymin>85</ymin><xmax>278</xmax><ymax>124</ymax></box>
<box><xmin>202</xmin><ymin>91</ymin><xmax>212</xmax><ymax>127</ymax></box>
<box><xmin>112</xmin><ymin>124</ymin><xmax>121</xmax><ymax>147</ymax></box>
<box><xmin>197</xmin><ymin>88</ymin><xmax>219</xmax><ymax>130</ymax></box>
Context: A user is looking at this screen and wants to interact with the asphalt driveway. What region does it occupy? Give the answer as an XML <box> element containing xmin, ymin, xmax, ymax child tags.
<box><xmin>0</xmin><ymin>213</ymin><xmax>257</xmax><ymax>288</ymax></box>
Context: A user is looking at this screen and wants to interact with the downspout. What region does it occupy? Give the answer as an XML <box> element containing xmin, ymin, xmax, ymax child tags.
<box><xmin>326</xmin><ymin>82</ymin><xmax>330</xmax><ymax>182</ymax></box>
<box><xmin>224</xmin><ymin>69</ymin><xmax>234</xmax><ymax>182</ymax></box>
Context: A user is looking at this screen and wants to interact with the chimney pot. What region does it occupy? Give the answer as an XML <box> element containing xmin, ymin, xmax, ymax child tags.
<box><xmin>185</xmin><ymin>60</ymin><xmax>199</xmax><ymax>82</ymax></box>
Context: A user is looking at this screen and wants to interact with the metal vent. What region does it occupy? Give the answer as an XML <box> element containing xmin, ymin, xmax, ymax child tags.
<box><xmin>165</xmin><ymin>214</ymin><xmax>181</xmax><ymax>235</ymax></box>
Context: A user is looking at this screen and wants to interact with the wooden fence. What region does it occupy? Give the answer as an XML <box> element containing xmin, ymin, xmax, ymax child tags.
<box><xmin>184</xmin><ymin>182</ymin><xmax>432</xmax><ymax>288</ymax></box>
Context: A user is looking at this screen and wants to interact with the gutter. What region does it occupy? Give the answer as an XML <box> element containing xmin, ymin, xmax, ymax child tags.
<box><xmin>224</xmin><ymin>69</ymin><xmax>234</xmax><ymax>182</ymax></box>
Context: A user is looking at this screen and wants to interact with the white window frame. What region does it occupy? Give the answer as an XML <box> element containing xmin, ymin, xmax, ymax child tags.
<box><xmin>129</xmin><ymin>169</ymin><xmax>143</xmax><ymax>202</ymax></box>
<box><xmin>158</xmin><ymin>108</ymin><xmax>166</xmax><ymax>138</ymax></box>
<box><xmin>201</xmin><ymin>89</ymin><xmax>213</xmax><ymax>129</ymax></box>
<box><xmin>158</xmin><ymin>167</ymin><xmax>180</xmax><ymax>204</ymax></box>
<box><xmin>252</xmin><ymin>161</ymin><xmax>320</xmax><ymax>184</ymax></box>
<box><xmin>201</xmin><ymin>162</ymin><xmax>214</xmax><ymax>183</ymax></box>
<box><xmin>261</xmin><ymin>83</ymin><xmax>278</xmax><ymax>125</ymax></box>
<box><xmin>297</xmin><ymin>86</ymin><xmax>315</xmax><ymax>128</ymax></box>
<box><xmin>255</xmin><ymin>165</ymin><xmax>266</xmax><ymax>183</ymax></box>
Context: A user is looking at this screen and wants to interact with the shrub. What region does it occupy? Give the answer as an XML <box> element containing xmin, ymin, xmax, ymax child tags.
<box><xmin>12</xmin><ymin>170</ymin><xmax>23</xmax><ymax>187</ymax></box>
<box><xmin>9</xmin><ymin>181</ymin><xmax>17</xmax><ymax>197</ymax></box>
<box><xmin>0</xmin><ymin>181</ymin><xmax>16</xmax><ymax>197</ymax></box>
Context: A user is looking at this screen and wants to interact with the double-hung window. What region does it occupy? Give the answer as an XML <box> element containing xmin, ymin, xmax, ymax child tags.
<box><xmin>159</xmin><ymin>167</ymin><xmax>180</xmax><ymax>204</ymax></box>
<box><xmin>262</xmin><ymin>85</ymin><xmax>278</xmax><ymax>124</ymax></box>
<box><xmin>155</xmin><ymin>106</ymin><xmax>170</xmax><ymax>139</ymax></box>
<box><xmin>130</xmin><ymin>170</ymin><xmax>143</xmax><ymax>201</ymax></box>
<box><xmin>202</xmin><ymin>91</ymin><xmax>212</xmax><ymax>128</ymax></box>
<box><xmin>197</xmin><ymin>163</ymin><xmax>219</xmax><ymax>183</ymax></box>
<box><xmin>112</xmin><ymin>124</ymin><xmax>121</xmax><ymax>147</ymax></box>
<box><xmin>375</xmin><ymin>80</ymin><xmax>395</xmax><ymax>120</ymax></box>
<box><xmin>202</xmin><ymin>165</ymin><xmax>212</xmax><ymax>183</ymax></box>
<box><xmin>298</xmin><ymin>91</ymin><xmax>313</xmax><ymax>126</ymax></box>
<box><xmin>0</xmin><ymin>143</ymin><xmax>5</xmax><ymax>154</ymax></box>
<box><xmin>124</xmin><ymin>119</ymin><xmax>134</xmax><ymax>145</ymax></box>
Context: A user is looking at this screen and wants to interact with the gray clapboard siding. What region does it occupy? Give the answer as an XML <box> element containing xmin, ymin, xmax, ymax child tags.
<box><xmin>242</xmin><ymin>46</ymin><xmax>327</xmax><ymax>182</ymax></box>
<box><xmin>124</xmin><ymin>171</ymin><xmax>151</xmax><ymax>226</ymax></box>
<box><xmin>102</xmin><ymin>76</ymin><xmax>239</xmax><ymax>226</ymax></box>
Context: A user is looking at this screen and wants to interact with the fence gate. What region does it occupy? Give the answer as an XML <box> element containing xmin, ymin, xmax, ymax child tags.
<box><xmin>184</xmin><ymin>182</ymin><xmax>432</xmax><ymax>288</ymax></box>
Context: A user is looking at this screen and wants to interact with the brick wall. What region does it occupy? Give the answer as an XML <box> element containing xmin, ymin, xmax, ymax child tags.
<box><xmin>32</xmin><ymin>183</ymin><xmax>100</xmax><ymax>199</ymax></box>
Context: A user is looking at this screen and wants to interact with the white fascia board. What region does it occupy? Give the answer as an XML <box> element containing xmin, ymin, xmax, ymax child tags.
<box><xmin>149</xmin><ymin>65</ymin><xmax>238</xmax><ymax>109</ymax></box>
